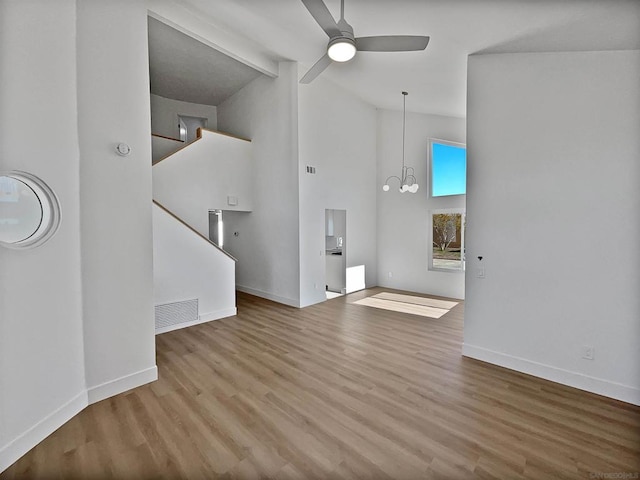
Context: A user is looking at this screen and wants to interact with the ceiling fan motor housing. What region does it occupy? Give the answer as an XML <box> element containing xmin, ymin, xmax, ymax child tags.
<box><xmin>327</xmin><ymin>19</ymin><xmax>355</xmax><ymax>62</ymax></box>
<box><xmin>336</xmin><ymin>18</ymin><xmax>354</xmax><ymax>39</ymax></box>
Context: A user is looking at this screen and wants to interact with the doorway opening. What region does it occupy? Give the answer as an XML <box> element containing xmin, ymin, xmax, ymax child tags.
<box><xmin>208</xmin><ymin>209</ymin><xmax>223</xmax><ymax>248</ymax></box>
<box><xmin>178</xmin><ymin>115</ymin><xmax>208</xmax><ymax>143</ymax></box>
<box><xmin>325</xmin><ymin>209</ymin><xmax>346</xmax><ymax>299</ymax></box>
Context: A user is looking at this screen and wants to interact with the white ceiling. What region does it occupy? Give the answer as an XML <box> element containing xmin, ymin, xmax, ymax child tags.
<box><xmin>148</xmin><ymin>16</ymin><xmax>263</xmax><ymax>106</ymax></box>
<box><xmin>153</xmin><ymin>0</ymin><xmax>640</xmax><ymax>117</ymax></box>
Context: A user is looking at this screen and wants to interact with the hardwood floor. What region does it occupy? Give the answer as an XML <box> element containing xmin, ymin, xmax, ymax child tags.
<box><xmin>3</xmin><ymin>288</ymin><xmax>639</xmax><ymax>479</ymax></box>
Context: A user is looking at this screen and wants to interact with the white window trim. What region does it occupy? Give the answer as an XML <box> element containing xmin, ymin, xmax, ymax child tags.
<box><xmin>429</xmin><ymin>138</ymin><xmax>466</xmax><ymax>198</ymax></box>
<box><xmin>0</xmin><ymin>171</ymin><xmax>61</xmax><ymax>250</ymax></box>
<box><xmin>428</xmin><ymin>208</ymin><xmax>466</xmax><ymax>273</ymax></box>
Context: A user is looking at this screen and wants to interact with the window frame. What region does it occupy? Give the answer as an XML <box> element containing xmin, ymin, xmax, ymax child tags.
<box><xmin>0</xmin><ymin>171</ymin><xmax>61</xmax><ymax>250</ymax></box>
<box><xmin>429</xmin><ymin>138</ymin><xmax>467</xmax><ymax>198</ymax></box>
<box><xmin>428</xmin><ymin>208</ymin><xmax>466</xmax><ymax>273</ymax></box>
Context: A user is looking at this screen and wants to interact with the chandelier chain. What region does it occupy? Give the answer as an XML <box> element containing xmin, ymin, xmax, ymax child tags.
<box><xmin>402</xmin><ymin>91</ymin><xmax>407</xmax><ymax>174</ymax></box>
<box><xmin>382</xmin><ymin>91</ymin><xmax>419</xmax><ymax>193</ymax></box>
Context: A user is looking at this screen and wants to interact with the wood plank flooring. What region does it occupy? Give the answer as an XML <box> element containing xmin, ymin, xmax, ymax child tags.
<box><xmin>3</xmin><ymin>288</ymin><xmax>639</xmax><ymax>479</ymax></box>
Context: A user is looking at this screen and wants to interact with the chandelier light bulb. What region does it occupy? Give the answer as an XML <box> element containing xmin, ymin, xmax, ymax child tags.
<box><xmin>382</xmin><ymin>184</ymin><xmax>390</xmax><ymax>192</ymax></box>
<box><xmin>328</xmin><ymin>38</ymin><xmax>356</xmax><ymax>62</ymax></box>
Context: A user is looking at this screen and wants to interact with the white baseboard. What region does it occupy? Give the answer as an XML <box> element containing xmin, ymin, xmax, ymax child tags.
<box><xmin>200</xmin><ymin>307</ymin><xmax>236</xmax><ymax>323</ymax></box>
<box><xmin>236</xmin><ymin>285</ymin><xmax>300</xmax><ymax>308</ymax></box>
<box><xmin>87</xmin><ymin>366</ymin><xmax>158</xmax><ymax>405</ymax></box>
<box><xmin>0</xmin><ymin>390</ymin><xmax>88</xmax><ymax>473</ymax></box>
<box><xmin>462</xmin><ymin>343</ymin><xmax>640</xmax><ymax>406</ymax></box>
<box><xmin>299</xmin><ymin>293</ymin><xmax>327</xmax><ymax>309</ymax></box>
<box><xmin>1</xmin><ymin>366</ymin><xmax>160</xmax><ymax>473</ymax></box>
<box><xmin>155</xmin><ymin>307</ymin><xmax>236</xmax><ymax>335</ymax></box>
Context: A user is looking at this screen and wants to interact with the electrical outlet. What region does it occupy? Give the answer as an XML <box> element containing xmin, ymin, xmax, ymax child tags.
<box><xmin>388</xmin><ymin>271</ymin><xmax>393</xmax><ymax>278</ymax></box>
<box><xmin>314</xmin><ymin>282</ymin><xmax>318</xmax><ymax>290</ymax></box>
<box><xmin>582</xmin><ymin>345</ymin><xmax>595</xmax><ymax>360</ymax></box>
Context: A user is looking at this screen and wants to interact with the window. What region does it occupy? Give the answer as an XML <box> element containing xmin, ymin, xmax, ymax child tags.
<box><xmin>0</xmin><ymin>171</ymin><xmax>61</xmax><ymax>249</ymax></box>
<box><xmin>430</xmin><ymin>139</ymin><xmax>466</xmax><ymax>197</ymax></box>
<box><xmin>429</xmin><ymin>209</ymin><xmax>465</xmax><ymax>272</ymax></box>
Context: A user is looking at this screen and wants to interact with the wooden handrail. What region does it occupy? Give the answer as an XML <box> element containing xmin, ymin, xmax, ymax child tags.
<box><xmin>152</xmin><ymin>133</ymin><xmax>183</xmax><ymax>142</ymax></box>
<box><xmin>199</xmin><ymin>127</ymin><xmax>251</xmax><ymax>143</ymax></box>
<box><xmin>152</xmin><ymin>127</ymin><xmax>251</xmax><ymax>165</ymax></box>
<box><xmin>152</xmin><ymin>200</ymin><xmax>237</xmax><ymax>262</ymax></box>
<box><xmin>153</xmin><ymin>129</ymin><xmax>202</xmax><ymax>165</ymax></box>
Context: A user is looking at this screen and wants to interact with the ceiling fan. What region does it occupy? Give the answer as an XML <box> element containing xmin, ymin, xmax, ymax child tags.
<box><xmin>300</xmin><ymin>0</ymin><xmax>430</xmax><ymax>84</ymax></box>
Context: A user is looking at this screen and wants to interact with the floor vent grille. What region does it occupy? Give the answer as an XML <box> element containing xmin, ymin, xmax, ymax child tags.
<box><xmin>155</xmin><ymin>299</ymin><xmax>198</xmax><ymax>332</ymax></box>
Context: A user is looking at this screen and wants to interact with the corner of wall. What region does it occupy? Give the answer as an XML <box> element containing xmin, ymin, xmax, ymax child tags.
<box><xmin>462</xmin><ymin>344</ymin><xmax>640</xmax><ymax>406</ymax></box>
<box><xmin>0</xmin><ymin>391</ymin><xmax>88</xmax><ymax>473</ymax></box>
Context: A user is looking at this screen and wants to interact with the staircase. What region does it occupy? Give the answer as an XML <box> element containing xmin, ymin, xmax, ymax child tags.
<box><xmin>151</xmin><ymin>134</ymin><xmax>183</xmax><ymax>164</ymax></box>
<box><xmin>151</xmin><ymin>128</ymin><xmax>252</xmax><ymax>333</ymax></box>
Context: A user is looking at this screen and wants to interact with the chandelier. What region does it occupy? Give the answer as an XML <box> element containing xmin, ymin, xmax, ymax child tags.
<box><xmin>382</xmin><ymin>91</ymin><xmax>419</xmax><ymax>193</ymax></box>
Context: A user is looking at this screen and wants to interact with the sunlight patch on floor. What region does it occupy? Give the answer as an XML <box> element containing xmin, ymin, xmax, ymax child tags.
<box><xmin>352</xmin><ymin>292</ymin><xmax>458</xmax><ymax>318</ymax></box>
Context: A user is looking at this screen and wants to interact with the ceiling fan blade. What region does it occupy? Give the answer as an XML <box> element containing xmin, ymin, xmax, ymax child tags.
<box><xmin>300</xmin><ymin>54</ymin><xmax>332</xmax><ymax>84</ymax></box>
<box><xmin>355</xmin><ymin>35</ymin><xmax>430</xmax><ymax>52</ymax></box>
<box><xmin>301</xmin><ymin>0</ymin><xmax>341</xmax><ymax>38</ymax></box>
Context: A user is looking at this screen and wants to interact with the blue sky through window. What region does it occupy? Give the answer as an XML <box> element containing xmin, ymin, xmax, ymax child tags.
<box><xmin>432</xmin><ymin>142</ymin><xmax>466</xmax><ymax>196</ymax></box>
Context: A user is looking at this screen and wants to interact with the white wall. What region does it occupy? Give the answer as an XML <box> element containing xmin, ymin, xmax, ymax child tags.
<box><xmin>153</xmin><ymin>129</ymin><xmax>253</xmax><ymax>236</ymax></box>
<box><xmin>376</xmin><ymin>110</ymin><xmax>466</xmax><ymax>299</ymax></box>
<box><xmin>0</xmin><ymin>1</ymin><xmax>87</xmax><ymax>470</ymax></box>
<box><xmin>465</xmin><ymin>50</ymin><xmax>640</xmax><ymax>405</ymax></box>
<box><xmin>217</xmin><ymin>63</ymin><xmax>301</xmax><ymax>307</ymax></box>
<box><xmin>76</xmin><ymin>0</ymin><xmax>157</xmax><ymax>404</ymax></box>
<box><xmin>150</xmin><ymin>93</ymin><xmax>218</xmax><ymax>139</ymax></box>
<box><xmin>152</xmin><ymin>135</ymin><xmax>183</xmax><ymax>164</ymax></box>
<box><xmin>153</xmin><ymin>204</ymin><xmax>236</xmax><ymax>328</ymax></box>
<box><xmin>298</xmin><ymin>77</ymin><xmax>377</xmax><ymax>307</ymax></box>
<box><xmin>1</xmin><ymin>1</ymin><xmax>160</xmax><ymax>471</ymax></box>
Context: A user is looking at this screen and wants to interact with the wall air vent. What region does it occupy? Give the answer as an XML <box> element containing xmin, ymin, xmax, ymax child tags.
<box><xmin>155</xmin><ymin>298</ymin><xmax>198</xmax><ymax>334</ymax></box>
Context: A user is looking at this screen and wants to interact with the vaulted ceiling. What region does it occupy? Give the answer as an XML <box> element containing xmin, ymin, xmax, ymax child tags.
<box><xmin>148</xmin><ymin>0</ymin><xmax>640</xmax><ymax>117</ymax></box>
<box><xmin>148</xmin><ymin>17</ymin><xmax>263</xmax><ymax>106</ymax></box>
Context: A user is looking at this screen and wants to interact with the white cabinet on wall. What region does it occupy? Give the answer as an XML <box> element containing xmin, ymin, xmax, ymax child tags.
<box><xmin>326</xmin><ymin>254</ymin><xmax>345</xmax><ymax>293</ymax></box>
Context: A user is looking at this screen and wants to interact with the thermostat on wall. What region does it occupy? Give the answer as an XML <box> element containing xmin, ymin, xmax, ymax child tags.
<box><xmin>116</xmin><ymin>143</ymin><xmax>131</xmax><ymax>156</ymax></box>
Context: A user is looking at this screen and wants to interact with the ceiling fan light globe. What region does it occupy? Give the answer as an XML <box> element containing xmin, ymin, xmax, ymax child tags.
<box><xmin>327</xmin><ymin>38</ymin><xmax>356</xmax><ymax>62</ymax></box>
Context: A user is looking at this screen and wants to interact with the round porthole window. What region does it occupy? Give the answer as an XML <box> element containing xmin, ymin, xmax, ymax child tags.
<box><xmin>0</xmin><ymin>171</ymin><xmax>61</xmax><ymax>249</ymax></box>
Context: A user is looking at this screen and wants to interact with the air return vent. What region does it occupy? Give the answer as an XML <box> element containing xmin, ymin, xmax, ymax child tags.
<box><xmin>155</xmin><ymin>299</ymin><xmax>198</xmax><ymax>334</ymax></box>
